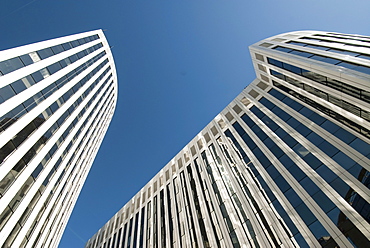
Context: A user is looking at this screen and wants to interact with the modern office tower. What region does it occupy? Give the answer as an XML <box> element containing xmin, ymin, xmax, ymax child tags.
<box><xmin>86</xmin><ymin>30</ymin><xmax>370</xmax><ymax>248</ymax></box>
<box><xmin>0</xmin><ymin>30</ymin><xmax>117</xmax><ymax>248</ymax></box>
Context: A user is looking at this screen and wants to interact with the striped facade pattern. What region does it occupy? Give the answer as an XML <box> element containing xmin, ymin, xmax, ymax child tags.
<box><xmin>0</xmin><ymin>30</ymin><xmax>117</xmax><ymax>248</ymax></box>
<box><xmin>86</xmin><ymin>31</ymin><xmax>370</xmax><ymax>248</ymax></box>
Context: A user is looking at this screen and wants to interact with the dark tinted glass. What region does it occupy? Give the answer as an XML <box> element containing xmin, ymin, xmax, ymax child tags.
<box><xmin>0</xmin><ymin>57</ymin><xmax>24</xmax><ymax>74</ymax></box>
<box><xmin>62</xmin><ymin>42</ymin><xmax>72</xmax><ymax>50</ymax></box>
<box><xmin>19</xmin><ymin>54</ymin><xmax>33</xmax><ymax>66</ymax></box>
<box><xmin>31</xmin><ymin>71</ymin><xmax>44</xmax><ymax>83</ymax></box>
<box><xmin>37</xmin><ymin>48</ymin><xmax>54</xmax><ymax>59</ymax></box>
<box><xmin>47</xmin><ymin>62</ymin><xmax>62</xmax><ymax>74</ymax></box>
<box><xmin>0</xmin><ymin>85</ymin><xmax>16</xmax><ymax>103</ymax></box>
<box><xmin>11</xmin><ymin>79</ymin><xmax>27</xmax><ymax>94</ymax></box>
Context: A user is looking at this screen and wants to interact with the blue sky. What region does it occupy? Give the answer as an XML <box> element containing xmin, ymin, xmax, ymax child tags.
<box><xmin>1</xmin><ymin>0</ymin><xmax>370</xmax><ymax>247</ymax></box>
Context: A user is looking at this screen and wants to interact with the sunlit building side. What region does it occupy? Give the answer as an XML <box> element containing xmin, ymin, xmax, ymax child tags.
<box><xmin>86</xmin><ymin>31</ymin><xmax>370</xmax><ymax>248</ymax></box>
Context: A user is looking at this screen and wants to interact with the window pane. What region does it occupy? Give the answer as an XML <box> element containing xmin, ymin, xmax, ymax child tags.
<box><xmin>0</xmin><ymin>57</ymin><xmax>24</xmax><ymax>74</ymax></box>
<box><xmin>70</xmin><ymin>40</ymin><xmax>80</xmax><ymax>47</ymax></box>
<box><xmin>51</xmin><ymin>45</ymin><xmax>64</xmax><ymax>54</ymax></box>
<box><xmin>0</xmin><ymin>85</ymin><xmax>16</xmax><ymax>103</ymax></box>
<box><xmin>47</xmin><ymin>62</ymin><xmax>62</xmax><ymax>74</ymax></box>
<box><xmin>62</xmin><ymin>42</ymin><xmax>72</xmax><ymax>50</ymax></box>
<box><xmin>19</xmin><ymin>54</ymin><xmax>33</xmax><ymax>66</ymax></box>
<box><xmin>37</xmin><ymin>48</ymin><xmax>54</xmax><ymax>59</ymax></box>
<box><xmin>11</xmin><ymin>80</ymin><xmax>27</xmax><ymax>94</ymax></box>
<box><xmin>31</xmin><ymin>71</ymin><xmax>44</xmax><ymax>83</ymax></box>
<box><xmin>0</xmin><ymin>140</ymin><xmax>16</xmax><ymax>163</ymax></box>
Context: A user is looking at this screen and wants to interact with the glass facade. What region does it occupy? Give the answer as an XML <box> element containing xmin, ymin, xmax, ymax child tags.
<box><xmin>0</xmin><ymin>30</ymin><xmax>117</xmax><ymax>248</ymax></box>
<box><xmin>85</xmin><ymin>31</ymin><xmax>370</xmax><ymax>248</ymax></box>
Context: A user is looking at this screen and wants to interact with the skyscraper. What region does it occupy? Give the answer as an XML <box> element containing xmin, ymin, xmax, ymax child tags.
<box><xmin>0</xmin><ymin>30</ymin><xmax>117</xmax><ymax>248</ymax></box>
<box><xmin>86</xmin><ymin>30</ymin><xmax>370</xmax><ymax>248</ymax></box>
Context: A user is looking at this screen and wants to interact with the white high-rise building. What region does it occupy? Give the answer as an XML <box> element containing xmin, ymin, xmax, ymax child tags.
<box><xmin>0</xmin><ymin>30</ymin><xmax>117</xmax><ymax>248</ymax></box>
<box><xmin>86</xmin><ymin>31</ymin><xmax>369</xmax><ymax>248</ymax></box>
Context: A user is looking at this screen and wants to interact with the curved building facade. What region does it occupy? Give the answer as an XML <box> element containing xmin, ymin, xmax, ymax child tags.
<box><xmin>86</xmin><ymin>31</ymin><xmax>370</xmax><ymax>248</ymax></box>
<box><xmin>0</xmin><ymin>30</ymin><xmax>118</xmax><ymax>248</ymax></box>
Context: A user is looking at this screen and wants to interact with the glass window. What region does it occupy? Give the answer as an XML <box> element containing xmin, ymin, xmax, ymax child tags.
<box><xmin>11</xmin><ymin>80</ymin><xmax>27</xmax><ymax>94</ymax></box>
<box><xmin>308</xmin><ymin>220</ymin><xmax>331</xmax><ymax>241</ymax></box>
<box><xmin>263</xmin><ymin>116</ymin><xmax>279</xmax><ymax>131</ymax></box>
<box><xmin>68</xmin><ymin>54</ymin><xmax>79</xmax><ymax>63</ymax></box>
<box><xmin>348</xmin><ymin>138</ymin><xmax>370</xmax><ymax>157</ymax></box>
<box><xmin>356</xmin><ymin>65</ymin><xmax>370</xmax><ymax>74</ymax></box>
<box><xmin>0</xmin><ymin>57</ymin><xmax>24</xmax><ymax>74</ymax></box>
<box><xmin>21</xmin><ymin>75</ymin><xmax>36</xmax><ymax>88</ymax></box>
<box><xmin>347</xmin><ymin>164</ymin><xmax>364</xmax><ymax>180</ymax></box>
<box><xmin>328</xmin><ymin>48</ymin><xmax>359</xmax><ymax>56</ymax></box>
<box><xmin>37</xmin><ymin>48</ymin><xmax>54</xmax><ymax>59</ymax></box>
<box><xmin>278</xmin><ymin>154</ymin><xmax>294</xmax><ymax>168</ymax></box>
<box><xmin>296</xmin><ymin>203</ymin><xmax>316</xmax><ymax>225</ymax></box>
<box><xmin>274</xmin><ymin>175</ymin><xmax>290</xmax><ymax>192</ymax></box>
<box><xmin>287</xmin><ymin>117</ymin><xmax>300</xmax><ymax>128</ymax></box>
<box><xmin>70</xmin><ymin>40</ymin><xmax>80</xmax><ymax>47</ymax></box>
<box><xmin>50</xmin><ymin>45</ymin><xmax>64</xmax><ymax>54</ymax></box>
<box><xmin>318</xmin><ymin>140</ymin><xmax>338</xmax><ymax>157</ymax></box>
<box><xmin>357</xmin><ymin>54</ymin><xmax>370</xmax><ymax>60</ymax></box>
<box><xmin>332</xmin><ymin>152</ymin><xmax>356</xmax><ymax>170</ymax></box>
<box><xmin>321</xmin><ymin>57</ymin><xmax>341</xmax><ymax>65</ymax></box>
<box><xmin>270</xmin><ymin>145</ymin><xmax>284</xmax><ymax>158</ymax></box>
<box><xmin>295</xmin><ymin>124</ymin><xmax>311</xmax><ymax>136</ymax></box>
<box><xmin>316</xmin><ymin>164</ymin><xmax>337</xmax><ymax>183</ymax></box>
<box><xmin>312</xmin><ymin>191</ymin><xmax>335</xmax><ymax>213</ymax></box>
<box><xmin>23</xmin><ymin>97</ymin><xmax>37</xmax><ymax>112</ymax></box>
<box><xmin>292</xmin><ymin>143</ymin><xmax>310</xmax><ymax>158</ymax></box>
<box><xmin>274</xmin><ymin>46</ymin><xmax>293</xmax><ymax>53</ymax></box>
<box><xmin>13</xmin><ymin>157</ymin><xmax>27</xmax><ymax>173</ymax></box>
<box><xmin>233</xmin><ymin>121</ymin><xmax>246</xmax><ymax>136</ymax></box>
<box><xmin>288</xmin><ymin>41</ymin><xmax>307</xmax><ymax>46</ymax></box>
<box><xmin>0</xmin><ymin>206</ymin><xmax>13</xmax><ymax>230</ymax></box>
<box><xmin>266</xmin><ymin>165</ymin><xmax>279</xmax><ymax>178</ymax></box>
<box><xmin>283</xmin><ymin>63</ymin><xmax>302</xmax><ymax>74</ymax></box>
<box><xmin>321</xmin><ymin>120</ymin><xmax>340</xmax><ymax>134</ymax></box>
<box><xmin>0</xmin><ymin>140</ymin><xmax>16</xmax><ymax>163</ymax></box>
<box><xmin>76</xmin><ymin>51</ymin><xmax>86</xmax><ymax>59</ymax></box>
<box><xmin>19</xmin><ymin>54</ymin><xmax>33</xmax><ymax>66</ymax></box>
<box><xmin>49</xmin><ymin>102</ymin><xmax>59</xmax><ymax>113</ymax></box>
<box><xmin>300</xmin><ymin>176</ymin><xmax>320</xmax><ymax>195</ymax></box>
<box><xmin>337</xmin><ymin>61</ymin><xmax>358</xmax><ymax>70</ymax></box>
<box><xmin>31</xmin><ymin>71</ymin><xmax>44</xmax><ymax>83</ymax></box>
<box><xmin>285</xmin><ymin>188</ymin><xmax>302</xmax><ymax>208</ymax></box>
<box><xmin>251</xmin><ymin>124</ymin><xmax>268</xmax><ymax>140</ymax></box>
<box><xmin>41</xmin><ymin>83</ymin><xmax>57</xmax><ymax>98</ymax></box>
<box><xmin>286</xmin><ymin>76</ymin><xmax>304</xmax><ymax>88</ymax></box>
<box><xmin>330</xmin><ymin>177</ymin><xmax>350</xmax><ymax>197</ymax></box>
<box><xmin>259</xmin><ymin>97</ymin><xmax>274</xmax><ymax>110</ymax></box>
<box><xmin>241</xmin><ymin>114</ymin><xmax>255</xmax><ymax>127</ymax></box>
<box><xmin>252</xmin><ymin>147</ymin><xmax>270</xmax><ymax>167</ymax></box>
<box><xmin>306</xmin><ymin>44</ymin><xmax>329</xmax><ymax>51</ymax></box>
<box><xmin>62</xmin><ymin>42</ymin><xmax>72</xmax><ymax>50</ymax></box>
<box><xmin>289</xmin><ymin>50</ymin><xmax>313</xmax><ymax>58</ymax></box>
<box><xmin>0</xmin><ymin>85</ymin><xmax>16</xmax><ymax>103</ymax></box>
<box><xmin>326</xmin><ymin>208</ymin><xmax>341</xmax><ymax>225</ymax></box>
<box><xmin>250</xmin><ymin>106</ymin><xmax>264</xmax><ymax>118</ymax></box>
<box><xmin>289</xmin><ymin>165</ymin><xmax>306</xmax><ymax>182</ymax></box>
<box><xmin>291</xmin><ymin>233</ymin><xmax>310</xmax><ymax>248</ymax></box>
<box><xmin>47</xmin><ymin>62</ymin><xmax>62</xmax><ymax>75</ymax></box>
<box><xmin>267</xmin><ymin>58</ymin><xmax>283</xmax><ymax>68</ymax></box>
<box><xmin>307</xmin><ymin>112</ymin><xmax>326</xmax><ymax>125</ymax></box>
<box><xmin>306</xmin><ymin>132</ymin><xmax>324</xmax><ymax>145</ymax></box>
<box><xmin>31</xmin><ymin>164</ymin><xmax>43</xmax><ymax>179</ymax></box>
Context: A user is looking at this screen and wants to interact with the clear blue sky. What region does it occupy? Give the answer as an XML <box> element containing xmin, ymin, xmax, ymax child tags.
<box><xmin>1</xmin><ymin>0</ymin><xmax>370</xmax><ymax>247</ymax></box>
